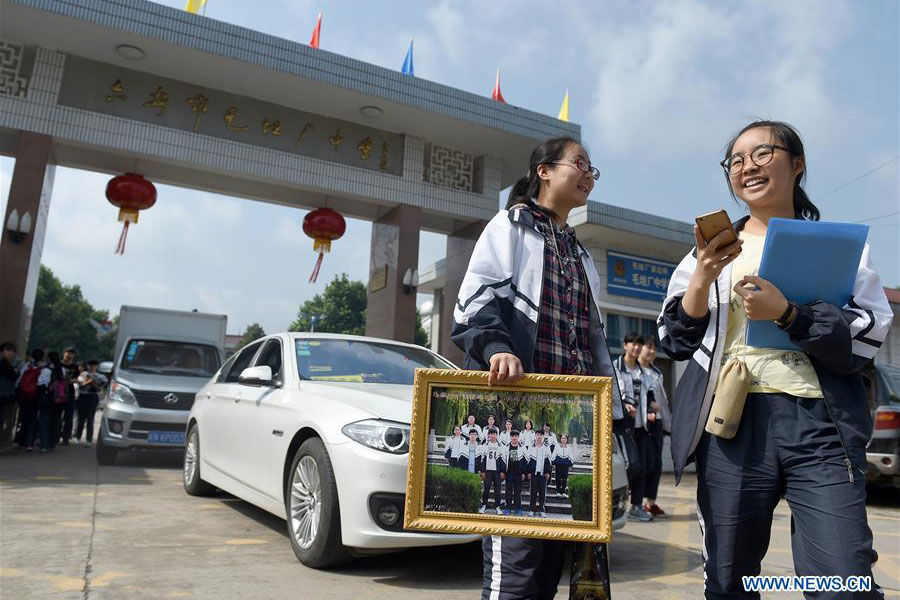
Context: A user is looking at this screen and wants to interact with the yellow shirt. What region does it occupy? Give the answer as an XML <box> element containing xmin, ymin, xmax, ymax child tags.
<box><xmin>718</xmin><ymin>231</ymin><xmax>823</xmax><ymax>398</ymax></box>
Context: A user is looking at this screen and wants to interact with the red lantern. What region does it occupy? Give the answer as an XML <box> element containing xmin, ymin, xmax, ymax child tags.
<box><xmin>105</xmin><ymin>173</ymin><xmax>157</xmax><ymax>255</ymax></box>
<box><xmin>302</xmin><ymin>207</ymin><xmax>346</xmax><ymax>283</ymax></box>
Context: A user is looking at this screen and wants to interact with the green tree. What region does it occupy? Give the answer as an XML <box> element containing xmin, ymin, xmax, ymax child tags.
<box><xmin>29</xmin><ymin>265</ymin><xmax>116</xmax><ymax>360</ymax></box>
<box><xmin>236</xmin><ymin>322</ymin><xmax>266</xmax><ymax>350</ymax></box>
<box><xmin>415</xmin><ymin>310</ymin><xmax>428</xmax><ymax>347</ymax></box>
<box><xmin>289</xmin><ymin>273</ymin><xmax>367</xmax><ymax>334</ymax></box>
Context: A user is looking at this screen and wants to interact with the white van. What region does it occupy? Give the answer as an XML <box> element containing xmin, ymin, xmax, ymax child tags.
<box><xmin>97</xmin><ymin>306</ymin><xmax>226</xmax><ymax>465</ymax></box>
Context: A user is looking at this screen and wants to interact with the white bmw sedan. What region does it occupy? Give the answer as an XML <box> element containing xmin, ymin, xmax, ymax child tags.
<box><xmin>183</xmin><ymin>332</ymin><xmax>476</xmax><ymax>568</ymax></box>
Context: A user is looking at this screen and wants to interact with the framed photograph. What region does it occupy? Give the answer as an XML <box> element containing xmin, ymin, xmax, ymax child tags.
<box><xmin>404</xmin><ymin>369</ymin><xmax>614</xmax><ymax>543</ymax></box>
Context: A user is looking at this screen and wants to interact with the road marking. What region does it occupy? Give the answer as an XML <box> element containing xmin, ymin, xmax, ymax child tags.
<box><xmin>57</xmin><ymin>521</ymin><xmax>92</xmax><ymax>528</ymax></box>
<box><xmin>224</xmin><ymin>538</ymin><xmax>269</xmax><ymax>545</ymax></box>
<box><xmin>92</xmin><ymin>571</ymin><xmax>129</xmax><ymax>587</ymax></box>
<box><xmin>34</xmin><ymin>476</ymin><xmax>69</xmax><ymax>480</ymax></box>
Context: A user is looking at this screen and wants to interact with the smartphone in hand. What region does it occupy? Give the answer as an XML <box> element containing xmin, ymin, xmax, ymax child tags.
<box><xmin>695</xmin><ymin>209</ymin><xmax>738</xmax><ymax>245</ymax></box>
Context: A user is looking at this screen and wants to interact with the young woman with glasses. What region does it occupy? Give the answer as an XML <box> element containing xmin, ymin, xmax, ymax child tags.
<box><xmin>452</xmin><ymin>136</ymin><xmax>621</xmax><ymax>599</ymax></box>
<box><xmin>659</xmin><ymin>120</ymin><xmax>892</xmax><ymax>599</ymax></box>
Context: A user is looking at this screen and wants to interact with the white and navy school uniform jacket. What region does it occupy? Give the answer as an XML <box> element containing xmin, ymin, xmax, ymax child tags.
<box><xmin>445</xmin><ymin>434</ymin><xmax>467</xmax><ymax>461</ymax></box>
<box><xmin>641</xmin><ymin>363</ymin><xmax>672</xmax><ymax>433</ymax></box>
<box><xmin>614</xmin><ymin>355</ymin><xmax>650</xmax><ymax>429</ymax></box>
<box><xmin>526</xmin><ymin>444</ymin><xmax>556</xmax><ymax>476</ymax></box>
<box><xmin>518</xmin><ymin>429</ymin><xmax>536</xmax><ymax>449</ymax></box>
<box><xmin>553</xmin><ymin>445</ymin><xmax>574</xmax><ymax>467</ymax></box>
<box><xmin>658</xmin><ymin>216</ymin><xmax>893</xmax><ymax>482</ymax></box>
<box><xmin>498</xmin><ymin>429</ymin><xmax>514</xmax><ymax>446</ymax></box>
<box><xmin>461</xmin><ymin>423</ymin><xmax>483</xmax><ymax>442</ymax></box>
<box><xmin>481</xmin><ymin>424</ymin><xmax>498</xmax><ymax>443</ymax></box>
<box><xmin>456</xmin><ymin>442</ymin><xmax>481</xmax><ymax>471</ymax></box>
<box><xmin>451</xmin><ymin>207</ymin><xmax>624</xmax><ymax>415</ymax></box>
<box><xmin>477</xmin><ymin>442</ymin><xmax>508</xmax><ymax>473</ymax></box>
<box><xmin>541</xmin><ymin>431</ymin><xmax>558</xmax><ymax>452</ymax></box>
<box><xmin>504</xmin><ymin>444</ymin><xmax>528</xmax><ymax>474</ymax></box>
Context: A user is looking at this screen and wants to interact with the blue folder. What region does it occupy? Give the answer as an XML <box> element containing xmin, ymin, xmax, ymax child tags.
<box><xmin>746</xmin><ymin>218</ymin><xmax>868</xmax><ymax>350</ymax></box>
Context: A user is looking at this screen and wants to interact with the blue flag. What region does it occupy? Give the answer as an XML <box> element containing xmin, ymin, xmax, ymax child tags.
<box><xmin>401</xmin><ymin>39</ymin><xmax>414</xmax><ymax>76</ymax></box>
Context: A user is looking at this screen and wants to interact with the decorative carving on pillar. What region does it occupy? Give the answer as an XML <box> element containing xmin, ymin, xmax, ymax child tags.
<box><xmin>423</xmin><ymin>143</ymin><xmax>474</xmax><ymax>192</ymax></box>
<box><xmin>0</xmin><ymin>40</ymin><xmax>30</xmax><ymax>98</ymax></box>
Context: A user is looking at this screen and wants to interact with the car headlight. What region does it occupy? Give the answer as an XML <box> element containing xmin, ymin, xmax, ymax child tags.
<box><xmin>342</xmin><ymin>419</ymin><xmax>409</xmax><ymax>454</ymax></box>
<box><xmin>109</xmin><ymin>381</ymin><xmax>137</xmax><ymax>405</ymax></box>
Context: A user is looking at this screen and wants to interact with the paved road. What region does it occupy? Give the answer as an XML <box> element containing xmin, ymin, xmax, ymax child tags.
<box><xmin>1</xmin><ymin>441</ymin><xmax>898</xmax><ymax>599</ymax></box>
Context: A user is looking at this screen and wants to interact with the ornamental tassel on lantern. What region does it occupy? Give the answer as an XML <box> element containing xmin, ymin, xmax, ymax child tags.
<box><xmin>302</xmin><ymin>207</ymin><xmax>346</xmax><ymax>283</ymax></box>
<box><xmin>105</xmin><ymin>173</ymin><xmax>157</xmax><ymax>255</ymax></box>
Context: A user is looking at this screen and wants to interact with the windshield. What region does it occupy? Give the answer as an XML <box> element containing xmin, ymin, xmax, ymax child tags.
<box><xmin>295</xmin><ymin>339</ymin><xmax>453</xmax><ymax>384</ymax></box>
<box><xmin>120</xmin><ymin>339</ymin><xmax>221</xmax><ymax>377</ymax></box>
<box><xmin>879</xmin><ymin>365</ymin><xmax>900</xmax><ymax>401</ymax></box>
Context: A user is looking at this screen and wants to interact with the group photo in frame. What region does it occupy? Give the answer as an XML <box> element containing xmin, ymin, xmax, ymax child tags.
<box><xmin>404</xmin><ymin>369</ymin><xmax>614</xmax><ymax>543</ymax></box>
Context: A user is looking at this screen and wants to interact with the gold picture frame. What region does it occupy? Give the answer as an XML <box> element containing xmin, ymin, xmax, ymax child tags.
<box><xmin>404</xmin><ymin>369</ymin><xmax>613</xmax><ymax>543</ymax></box>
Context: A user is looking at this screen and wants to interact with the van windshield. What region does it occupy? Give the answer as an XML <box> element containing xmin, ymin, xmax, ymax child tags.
<box><xmin>121</xmin><ymin>339</ymin><xmax>220</xmax><ymax>377</ymax></box>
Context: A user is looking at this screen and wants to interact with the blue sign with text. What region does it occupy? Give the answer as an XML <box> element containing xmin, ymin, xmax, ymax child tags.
<box><xmin>606</xmin><ymin>251</ymin><xmax>676</xmax><ymax>301</ymax></box>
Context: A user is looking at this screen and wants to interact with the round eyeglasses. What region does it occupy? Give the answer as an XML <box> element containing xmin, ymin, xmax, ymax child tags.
<box><xmin>721</xmin><ymin>144</ymin><xmax>792</xmax><ymax>176</ymax></box>
<box><xmin>548</xmin><ymin>157</ymin><xmax>600</xmax><ymax>180</ymax></box>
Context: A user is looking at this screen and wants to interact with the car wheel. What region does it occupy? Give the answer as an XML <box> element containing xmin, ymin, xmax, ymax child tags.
<box><xmin>285</xmin><ymin>438</ymin><xmax>351</xmax><ymax>568</ymax></box>
<box><xmin>96</xmin><ymin>433</ymin><xmax>117</xmax><ymax>466</ymax></box>
<box><xmin>183</xmin><ymin>425</ymin><xmax>215</xmax><ymax>496</ymax></box>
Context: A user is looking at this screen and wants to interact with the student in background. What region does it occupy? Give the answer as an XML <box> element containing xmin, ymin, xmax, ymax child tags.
<box><xmin>519</xmin><ymin>419</ymin><xmax>536</xmax><ymax>449</ymax></box>
<box><xmin>614</xmin><ymin>333</ymin><xmax>654</xmax><ymax>522</ymax></box>
<box><xmin>498</xmin><ymin>419</ymin><xmax>514</xmax><ymax>446</ymax></box>
<box><xmin>461</xmin><ymin>414</ymin><xmax>483</xmax><ymax>442</ymax></box>
<box><xmin>553</xmin><ymin>434</ymin><xmax>574</xmax><ymax>496</ymax></box>
<box><xmin>527</xmin><ymin>430</ymin><xmax>554</xmax><ymax>517</ymax></box>
<box><xmin>659</xmin><ymin>120</ymin><xmax>892</xmax><ymax>599</ymax></box>
<box><xmin>639</xmin><ymin>337</ymin><xmax>670</xmax><ymax>518</ymax></box>
<box><xmin>458</xmin><ymin>429</ymin><xmax>480</xmax><ymax>474</ymax></box>
<box><xmin>75</xmin><ymin>360</ymin><xmax>106</xmax><ymax>444</ymax></box>
<box><xmin>445</xmin><ymin>425</ymin><xmax>466</xmax><ymax>468</ymax></box>
<box><xmin>478</xmin><ymin>427</ymin><xmax>506</xmax><ymax>514</ymax></box>
<box><xmin>0</xmin><ymin>342</ymin><xmax>19</xmax><ymax>449</ymax></box>
<box><xmin>503</xmin><ymin>430</ymin><xmax>526</xmax><ymax>516</ymax></box>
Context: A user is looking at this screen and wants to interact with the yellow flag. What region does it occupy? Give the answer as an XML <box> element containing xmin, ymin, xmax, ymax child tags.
<box><xmin>558</xmin><ymin>90</ymin><xmax>570</xmax><ymax>122</ymax></box>
<box><xmin>185</xmin><ymin>0</ymin><xmax>206</xmax><ymax>14</ymax></box>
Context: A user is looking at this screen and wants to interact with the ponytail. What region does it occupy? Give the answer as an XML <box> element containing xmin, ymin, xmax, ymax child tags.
<box><xmin>793</xmin><ymin>177</ymin><xmax>820</xmax><ymax>221</ymax></box>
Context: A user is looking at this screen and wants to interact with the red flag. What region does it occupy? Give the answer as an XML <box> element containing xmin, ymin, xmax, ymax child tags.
<box><xmin>309</xmin><ymin>13</ymin><xmax>322</xmax><ymax>49</ymax></box>
<box><xmin>491</xmin><ymin>68</ymin><xmax>506</xmax><ymax>103</ymax></box>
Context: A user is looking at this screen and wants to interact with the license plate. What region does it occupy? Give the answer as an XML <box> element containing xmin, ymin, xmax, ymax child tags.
<box><xmin>147</xmin><ymin>431</ymin><xmax>185</xmax><ymax>445</ymax></box>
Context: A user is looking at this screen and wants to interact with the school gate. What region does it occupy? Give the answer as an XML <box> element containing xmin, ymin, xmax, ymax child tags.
<box><xmin>0</xmin><ymin>0</ymin><xmax>579</xmax><ymax>363</ymax></box>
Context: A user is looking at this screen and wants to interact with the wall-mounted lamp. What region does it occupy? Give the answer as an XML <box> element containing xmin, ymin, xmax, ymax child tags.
<box><xmin>5</xmin><ymin>209</ymin><xmax>32</xmax><ymax>244</ymax></box>
<box><xmin>402</xmin><ymin>268</ymin><xmax>419</xmax><ymax>295</ymax></box>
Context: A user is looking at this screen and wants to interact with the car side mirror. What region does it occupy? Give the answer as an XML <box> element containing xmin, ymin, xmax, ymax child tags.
<box><xmin>238</xmin><ymin>366</ymin><xmax>275</xmax><ymax>386</ymax></box>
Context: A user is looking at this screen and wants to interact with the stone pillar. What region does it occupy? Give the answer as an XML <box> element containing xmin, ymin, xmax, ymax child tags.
<box><xmin>439</xmin><ymin>220</ymin><xmax>486</xmax><ymax>366</ymax></box>
<box><xmin>365</xmin><ymin>204</ymin><xmax>421</xmax><ymax>343</ymax></box>
<box><xmin>0</xmin><ymin>132</ymin><xmax>55</xmax><ymax>352</ymax></box>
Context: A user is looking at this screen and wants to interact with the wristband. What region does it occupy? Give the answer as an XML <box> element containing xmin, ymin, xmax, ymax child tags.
<box><xmin>773</xmin><ymin>301</ymin><xmax>797</xmax><ymax>329</ymax></box>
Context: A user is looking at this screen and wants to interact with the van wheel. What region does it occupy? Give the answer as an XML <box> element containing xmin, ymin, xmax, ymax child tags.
<box><xmin>285</xmin><ymin>438</ymin><xmax>351</xmax><ymax>568</ymax></box>
<box><xmin>96</xmin><ymin>434</ymin><xmax>117</xmax><ymax>466</ymax></box>
<box><xmin>183</xmin><ymin>425</ymin><xmax>215</xmax><ymax>496</ymax></box>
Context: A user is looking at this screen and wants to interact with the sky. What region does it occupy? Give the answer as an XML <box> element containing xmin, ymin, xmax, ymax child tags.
<box><xmin>1</xmin><ymin>0</ymin><xmax>898</xmax><ymax>336</ymax></box>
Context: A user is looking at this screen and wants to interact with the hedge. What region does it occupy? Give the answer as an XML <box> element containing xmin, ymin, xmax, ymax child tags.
<box><xmin>424</xmin><ymin>464</ymin><xmax>482</xmax><ymax>513</ymax></box>
<box><xmin>568</xmin><ymin>474</ymin><xmax>593</xmax><ymax>521</ymax></box>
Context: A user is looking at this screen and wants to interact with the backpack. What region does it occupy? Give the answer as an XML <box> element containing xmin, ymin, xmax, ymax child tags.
<box><xmin>17</xmin><ymin>365</ymin><xmax>41</xmax><ymax>402</ymax></box>
<box><xmin>51</xmin><ymin>378</ymin><xmax>69</xmax><ymax>404</ymax></box>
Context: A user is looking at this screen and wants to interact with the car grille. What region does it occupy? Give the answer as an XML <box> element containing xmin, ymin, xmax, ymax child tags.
<box><xmin>133</xmin><ymin>390</ymin><xmax>194</xmax><ymax>410</ymax></box>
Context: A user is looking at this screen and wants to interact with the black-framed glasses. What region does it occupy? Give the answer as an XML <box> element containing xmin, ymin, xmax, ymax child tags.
<box><xmin>721</xmin><ymin>144</ymin><xmax>792</xmax><ymax>175</ymax></box>
<box><xmin>549</xmin><ymin>157</ymin><xmax>600</xmax><ymax>180</ymax></box>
